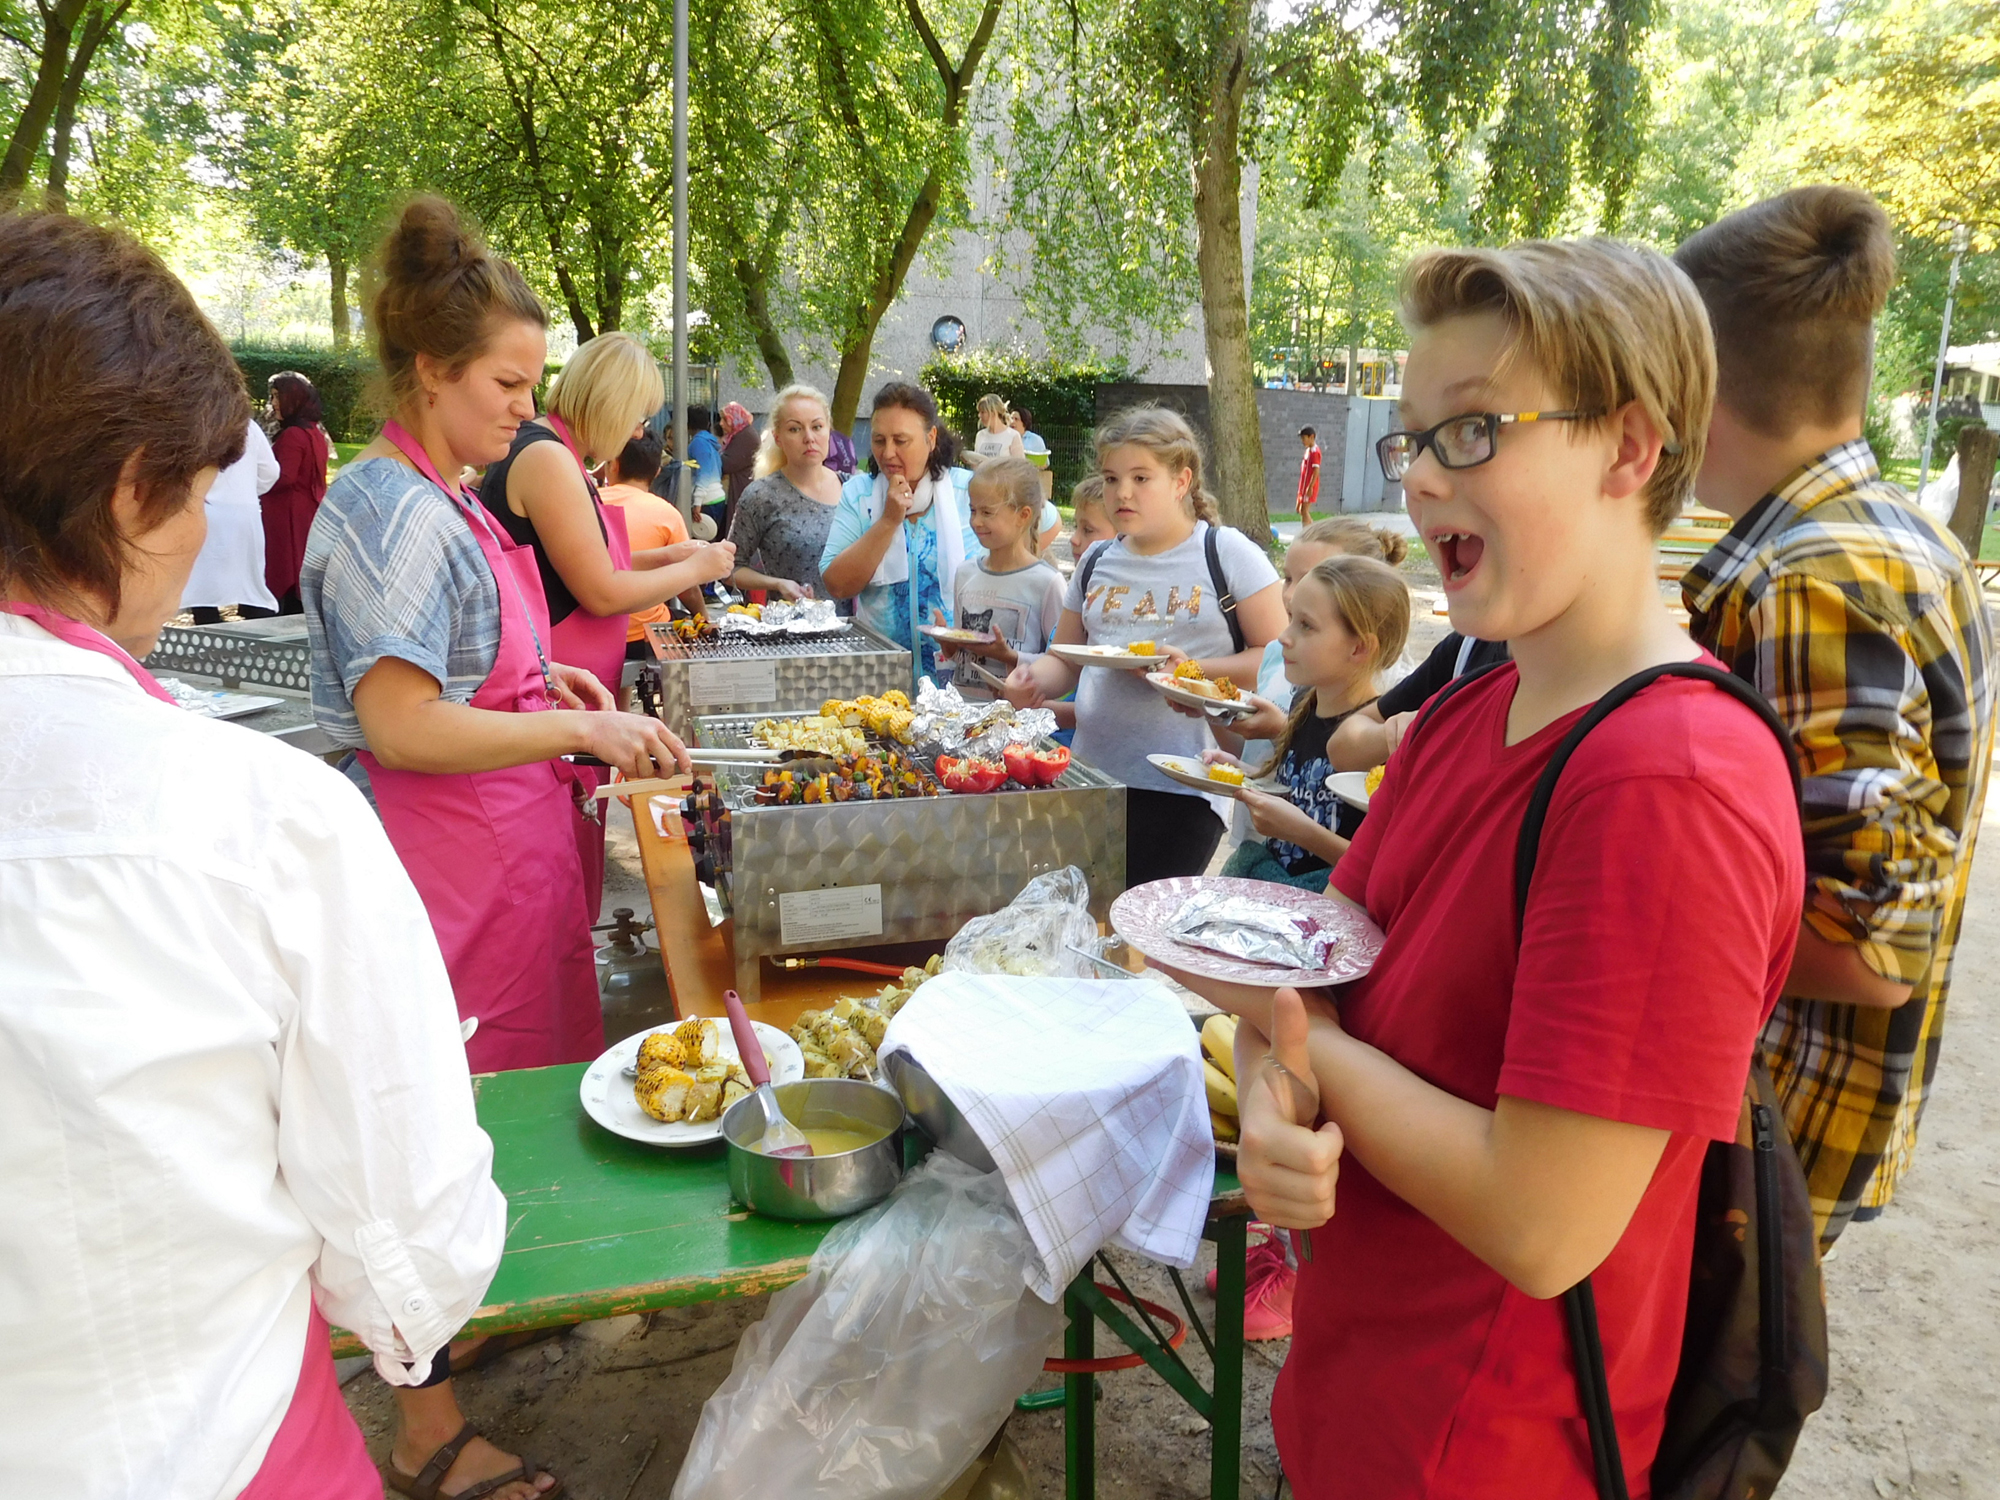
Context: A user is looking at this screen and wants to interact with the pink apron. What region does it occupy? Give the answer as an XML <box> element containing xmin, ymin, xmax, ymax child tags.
<box><xmin>544</xmin><ymin>413</ymin><xmax>633</xmax><ymax>918</ymax></box>
<box><xmin>1</xmin><ymin>603</ymin><xmax>380</xmax><ymax>1496</ymax></box>
<box><xmin>358</xmin><ymin>423</ymin><xmax>602</xmax><ymax>1071</ymax></box>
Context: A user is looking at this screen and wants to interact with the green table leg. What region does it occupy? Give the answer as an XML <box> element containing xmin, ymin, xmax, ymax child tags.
<box><xmin>1209</xmin><ymin>1215</ymin><xmax>1247</xmax><ymax>1500</ymax></box>
<box><xmin>1065</xmin><ymin>1272</ymin><xmax>1096</xmax><ymax>1500</ymax></box>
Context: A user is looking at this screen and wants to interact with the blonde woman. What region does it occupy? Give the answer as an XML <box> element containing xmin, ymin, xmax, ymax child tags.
<box><xmin>728</xmin><ymin>384</ymin><xmax>845</xmax><ymax>601</ymax></box>
<box><xmin>478</xmin><ymin>330</ymin><xmax>734</xmax><ymax>909</ymax></box>
<box><xmin>971</xmin><ymin>392</ymin><xmax>1024</xmax><ymax>465</ymax></box>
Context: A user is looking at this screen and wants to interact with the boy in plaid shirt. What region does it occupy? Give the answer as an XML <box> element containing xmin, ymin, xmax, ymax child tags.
<box><xmin>1677</xmin><ymin>186</ymin><xmax>1996</xmax><ymax>1248</ymax></box>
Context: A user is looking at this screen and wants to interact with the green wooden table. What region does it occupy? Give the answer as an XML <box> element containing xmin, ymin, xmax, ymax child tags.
<box><xmin>335</xmin><ymin>1063</ymin><xmax>1254</xmax><ymax>1498</ymax></box>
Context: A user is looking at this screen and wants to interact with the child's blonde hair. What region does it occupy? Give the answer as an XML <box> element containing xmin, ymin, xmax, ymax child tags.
<box><xmin>753</xmin><ymin>383</ymin><xmax>831</xmax><ymax>478</ymax></box>
<box><xmin>546</xmin><ymin>331</ymin><xmax>664</xmax><ymax>462</ymax></box>
<box><xmin>968</xmin><ymin>456</ymin><xmax>1045</xmax><ymax>554</ymax></box>
<box><xmin>1094</xmin><ymin>405</ymin><xmax>1221</xmax><ymax>526</ymax></box>
<box><xmin>1070</xmin><ymin>472</ymin><xmax>1106</xmax><ymax>514</ymax></box>
<box><xmin>976</xmin><ymin>392</ymin><xmax>1009</xmax><ymax>424</ymax></box>
<box><xmin>1295</xmin><ymin>516</ymin><xmax>1410</xmax><ymax>567</ymax></box>
<box><xmin>1253</xmin><ymin>554</ymin><xmax>1411</xmax><ymax>780</ymax></box>
<box><xmin>1399</xmin><ymin>238</ymin><xmax>1714</xmax><ymax>534</ymax></box>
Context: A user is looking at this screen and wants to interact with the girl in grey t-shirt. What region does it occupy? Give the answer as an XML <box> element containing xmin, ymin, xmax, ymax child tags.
<box><xmin>1006</xmin><ymin>407</ymin><xmax>1282</xmax><ymax>884</ymax></box>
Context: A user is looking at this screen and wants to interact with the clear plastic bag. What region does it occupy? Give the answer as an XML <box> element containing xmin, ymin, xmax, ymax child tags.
<box><xmin>941</xmin><ymin>866</ymin><xmax>1098</xmax><ymax>978</ymax></box>
<box><xmin>669</xmin><ymin>1155</ymin><xmax>1063</xmax><ymax>1500</ymax></box>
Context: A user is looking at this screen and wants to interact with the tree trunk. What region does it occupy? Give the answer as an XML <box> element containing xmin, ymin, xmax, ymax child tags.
<box><xmin>1188</xmin><ymin>0</ymin><xmax>1268</xmax><ymax>545</ymax></box>
<box><xmin>737</xmin><ymin>255</ymin><xmax>794</xmax><ymax>391</ymax></box>
<box><xmin>329</xmin><ymin>250</ymin><xmax>350</xmax><ymax>351</ymax></box>
<box><xmin>548</xmin><ymin>234</ymin><xmax>596</xmax><ymax>343</ymax></box>
<box><xmin>0</xmin><ymin>0</ymin><xmax>89</xmax><ymax>209</ymax></box>
<box><xmin>44</xmin><ymin>2</ymin><xmax>123</xmax><ymax>212</ymax></box>
<box><xmin>829</xmin><ymin>163</ymin><xmax>950</xmax><ymax>433</ymax></box>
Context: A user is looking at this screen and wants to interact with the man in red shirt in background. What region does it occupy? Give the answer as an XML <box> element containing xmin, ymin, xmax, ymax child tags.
<box><xmin>598</xmin><ymin>428</ymin><xmax>706</xmax><ymax>660</ymax></box>
<box><xmin>1296</xmin><ymin>425</ymin><xmax>1322</xmax><ymax>525</ymax></box>
<box><xmin>1168</xmin><ymin>238</ymin><xmax>1802</xmax><ymax>1498</ymax></box>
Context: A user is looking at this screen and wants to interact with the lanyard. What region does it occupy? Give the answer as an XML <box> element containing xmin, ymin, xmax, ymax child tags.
<box><xmin>0</xmin><ymin>601</ymin><xmax>179</xmax><ymax>704</ymax></box>
<box><xmin>381</xmin><ymin>421</ymin><xmax>559</xmax><ymax>702</ymax></box>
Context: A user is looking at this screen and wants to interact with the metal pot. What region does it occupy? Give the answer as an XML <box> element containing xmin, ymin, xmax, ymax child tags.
<box><xmin>722</xmin><ymin>1077</ymin><xmax>907</xmax><ymax>1220</ymax></box>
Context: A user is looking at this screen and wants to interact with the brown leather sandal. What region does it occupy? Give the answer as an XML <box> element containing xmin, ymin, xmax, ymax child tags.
<box><xmin>381</xmin><ymin>1421</ymin><xmax>566</xmax><ymax>1500</ymax></box>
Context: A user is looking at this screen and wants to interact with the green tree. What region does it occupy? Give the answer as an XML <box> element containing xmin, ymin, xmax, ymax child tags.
<box><xmin>2</xmin><ymin>1</ymin><xmax>145</xmax><ymax>211</ymax></box>
<box><xmin>1005</xmin><ymin>0</ymin><xmax>1660</xmax><ymax>542</ymax></box>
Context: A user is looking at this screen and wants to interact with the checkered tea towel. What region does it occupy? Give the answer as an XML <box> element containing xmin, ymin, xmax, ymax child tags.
<box><xmin>880</xmin><ymin>973</ymin><xmax>1214</xmax><ymax>1302</ymax></box>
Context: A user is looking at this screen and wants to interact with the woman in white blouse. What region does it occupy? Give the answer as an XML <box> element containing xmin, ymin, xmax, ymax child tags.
<box><xmin>0</xmin><ymin>222</ymin><xmax>541</xmax><ymax>1496</ymax></box>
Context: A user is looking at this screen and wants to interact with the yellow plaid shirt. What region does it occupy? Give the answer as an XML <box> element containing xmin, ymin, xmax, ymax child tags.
<box><xmin>1684</xmin><ymin>441</ymin><xmax>1995</xmax><ymax>1247</ymax></box>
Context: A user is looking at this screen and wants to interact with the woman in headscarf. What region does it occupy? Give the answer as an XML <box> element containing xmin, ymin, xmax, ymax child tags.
<box><xmin>262</xmin><ymin>370</ymin><xmax>330</xmax><ymax>614</ymax></box>
<box><xmin>719</xmin><ymin>400</ymin><xmax>758</xmax><ymax>534</ymax></box>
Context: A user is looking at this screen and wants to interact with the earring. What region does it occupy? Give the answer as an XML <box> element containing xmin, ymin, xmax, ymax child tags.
<box><xmin>427</xmin><ymin>390</ymin><xmax>437</xmax><ymax>408</ymax></box>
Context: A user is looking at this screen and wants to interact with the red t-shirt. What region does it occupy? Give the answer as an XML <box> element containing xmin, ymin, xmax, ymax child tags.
<box><xmin>1274</xmin><ymin>660</ymin><xmax>1801</xmax><ymax>1499</ymax></box>
<box><xmin>1299</xmin><ymin>444</ymin><xmax>1322</xmax><ymax>505</ymax></box>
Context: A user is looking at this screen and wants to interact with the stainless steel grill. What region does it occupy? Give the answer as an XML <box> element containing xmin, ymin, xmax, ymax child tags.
<box><xmin>681</xmin><ymin>711</ymin><xmax>1126</xmax><ymax>999</ymax></box>
<box><xmin>637</xmin><ymin>620</ymin><xmax>912</xmax><ymax>739</ymax></box>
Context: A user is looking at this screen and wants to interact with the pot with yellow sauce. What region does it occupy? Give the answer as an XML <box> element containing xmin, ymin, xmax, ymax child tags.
<box><xmin>722</xmin><ymin>1077</ymin><xmax>907</xmax><ymax>1220</ymax></box>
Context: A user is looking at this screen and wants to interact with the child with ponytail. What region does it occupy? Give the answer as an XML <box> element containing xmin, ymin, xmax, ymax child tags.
<box><xmin>1206</xmin><ymin>554</ymin><xmax>1410</xmax><ymax>889</ymax></box>
<box><xmin>1005</xmin><ymin>406</ymin><xmax>1283</xmax><ymax>884</ymax></box>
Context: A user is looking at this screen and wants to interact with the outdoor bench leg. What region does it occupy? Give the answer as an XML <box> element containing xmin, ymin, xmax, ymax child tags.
<box><xmin>1209</xmin><ymin>1215</ymin><xmax>1247</xmax><ymax>1500</ymax></box>
<box><xmin>1064</xmin><ymin>1271</ymin><xmax>1096</xmax><ymax>1500</ymax></box>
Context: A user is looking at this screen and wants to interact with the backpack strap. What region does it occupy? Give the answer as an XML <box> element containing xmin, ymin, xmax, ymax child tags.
<box><xmin>1203</xmin><ymin>524</ymin><xmax>1246</xmax><ymax>653</ymax></box>
<box><xmin>1075</xmin><ymin>538</ymin><xmax>1115</xmax><ymax>601</ymax></box>
<box><xmin>1512</xmin><ymin>661</ymin><xmax>1800</xmax><ymax>1500</ymax></box>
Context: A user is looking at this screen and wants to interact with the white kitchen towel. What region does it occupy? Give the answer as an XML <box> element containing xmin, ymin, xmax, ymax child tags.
<box><xmin>864</xmin><ymin>470</ymin><xmax>966</xmax><ymax>610</ymax></box>
<box><xmin>880</xmin><ymin>972</ymin><xmax>1214</xmax><ymax>1301</ymax></box>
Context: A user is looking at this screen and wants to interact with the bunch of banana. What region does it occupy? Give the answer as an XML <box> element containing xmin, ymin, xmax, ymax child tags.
<box><xmin>1201</xmin><ymin>1013</ymin><xmax>1239</xmax><ymax>1143</ymax></box>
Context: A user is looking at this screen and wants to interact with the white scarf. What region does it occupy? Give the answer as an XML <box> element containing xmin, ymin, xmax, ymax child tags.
<box><xmin>865</xmin><ymin>470</ymin><xmax>965</xmax><ymax>605</ymax></box>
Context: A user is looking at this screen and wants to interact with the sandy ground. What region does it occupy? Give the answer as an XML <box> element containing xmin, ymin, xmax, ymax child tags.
<box><xmin>342</xmin><ymin>565</ymin><xmax>2000</xmax><ymax>1499</ymax></box>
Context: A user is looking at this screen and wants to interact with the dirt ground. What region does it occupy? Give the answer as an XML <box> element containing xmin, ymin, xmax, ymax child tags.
<box><xmin>343</xmin><ymin>584</ymin><xmax>2000</xmax><ymax>1499</ymax></box>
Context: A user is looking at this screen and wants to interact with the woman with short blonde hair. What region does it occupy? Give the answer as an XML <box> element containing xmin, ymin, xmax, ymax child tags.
<box><xmin>478</xmin><ymin>329</ymin><xmax>737</xmax><ymax>909</ymax></box>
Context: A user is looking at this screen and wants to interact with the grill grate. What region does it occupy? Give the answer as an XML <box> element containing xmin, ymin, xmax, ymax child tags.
<box><xmin>646</xmin><ymin>625</ymin><xmax>893</xmax><ymax>662</ymax></box>
<box><xmin>144</xmin><ymin>626</ymin><xmax>312</xmax><ymax>692</ymax></box>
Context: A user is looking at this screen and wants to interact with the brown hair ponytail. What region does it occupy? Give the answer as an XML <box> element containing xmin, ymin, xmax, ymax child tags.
<box><xmin>370</xmin><ymin>196</ymin><xmax>546</xmax><ymax>414</ymax></box>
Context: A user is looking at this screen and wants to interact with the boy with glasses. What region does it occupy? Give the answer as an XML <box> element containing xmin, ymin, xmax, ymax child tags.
<box><xmin>1168</xmin><ymin>238</ymin><xmax>1803</xmax><ymax>1498</ymax></box>
<box><xmin>1675</xmin><ymin>187</ymin><xmax>1995</xmax><ymax>1249</ymax></box>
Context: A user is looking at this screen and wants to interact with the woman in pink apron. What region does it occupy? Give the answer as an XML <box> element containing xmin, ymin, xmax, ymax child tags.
<box><xmin>474</xmin><ymin>331</ymin><xmax>736</xmax><ymax>913</ymax></box>
<box><xmin>1</xmin><ymin>208</ymin><xmax>530</xmax><ymax>1500</ymax></box>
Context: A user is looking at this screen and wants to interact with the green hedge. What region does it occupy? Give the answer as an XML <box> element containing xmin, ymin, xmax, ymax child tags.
<box><xmin>921</xmin><ymin>349</ymin><xmax>1129</xmax><ymax>503</ymax></box>
<box><xmin>231</xmin><ymin>344</ymin><xmax>379</xmax><ymax>443</ymax></box>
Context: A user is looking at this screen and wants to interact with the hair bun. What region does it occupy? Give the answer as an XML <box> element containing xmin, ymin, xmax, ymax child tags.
<box><xmin>385</xmin><ymin>195</ymin><xmax>483</xmax><ymax>289</ymax></box>
<box><xmin>1694</xmin><ymin>185</ymin><xmax>1896</xmax><ymax>323</ymax></box>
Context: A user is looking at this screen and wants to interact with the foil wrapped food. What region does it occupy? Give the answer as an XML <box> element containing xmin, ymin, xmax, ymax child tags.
<box><xmin>715</xmin><ymin>598</ymin><xmax>844</xmax><ymax>638</ymax></box>
<box><xmin>909</xmin><ymin>679</ymin><xmax>1057</xmax><ymax>758</ymax></box>
<box><xmin>1165</xmin><ymin>890</ymin><xmax>1340</xmax><ymax>971</ymax></box>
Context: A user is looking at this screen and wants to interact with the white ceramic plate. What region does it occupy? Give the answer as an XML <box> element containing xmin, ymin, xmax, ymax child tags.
<box><xmin>1324</xmin><ymin>771</ymin><xmax>1373</xmax><ymax>810</ymax></box>
<box><xmin>1146</xmin><ymin>753</ymin><xmax>1290</xmax><ymax>801</ymax></box>
<box><xmin>1143</xmin><ymin>671</ymin><xmax>1254</xmax><ymax>719</ymax></box>
<box><xmin>580</xmin><ymin>1020</ymin><xmax>804</xmax><ymax>1147</ymax></box>
<box><xmin>1048</xmin><ymin>643</ymin><xmax>1169</xmax><ymax>671</ymax></box>
<box><xmin>1110</xmin><ymin>876</ymin><xmax>1384</xmax><ymax>989</ymax></box>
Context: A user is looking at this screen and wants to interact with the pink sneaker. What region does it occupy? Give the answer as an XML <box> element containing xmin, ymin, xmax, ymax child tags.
<box><xmin>1205</xmin><ymin>1224</ymin><xmax>1285</xmax><ymax>1294</ymax></box>
<box><xmin>1243</xmin><ymin>1263</ymin><xmax>1296</xmax><ymax>1341</ymax></box>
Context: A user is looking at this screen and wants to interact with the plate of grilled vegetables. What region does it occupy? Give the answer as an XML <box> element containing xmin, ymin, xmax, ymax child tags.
<box><xmin>580</xmin><ymin>1016</ymin><xmax>804</xmax><ymax>1147</ymax></box>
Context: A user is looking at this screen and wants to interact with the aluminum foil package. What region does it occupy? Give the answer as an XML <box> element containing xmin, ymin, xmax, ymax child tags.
<box><xmin>1165</xmin><ymin>890</ymin><xmax>1339</xmax><ymax>970</ymax></box>
<box><xmin>911</xmin><ymin>678</ymin><xmax>1058</xmax><ymax>757</ymax></box>
<box><xmin>716</xmin><ymin>599</ymin><xmax>844</xmax><ymax>638</ymax></box>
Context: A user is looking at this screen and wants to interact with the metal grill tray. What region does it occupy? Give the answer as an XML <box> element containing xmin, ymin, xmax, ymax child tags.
<box><xmin>645</xmin><ymin>622</ymin><xmax>892</xmax><ymax>660</ymax></box>
<box><xmin>145</xmin><ymin>621</ymin><xmax>312</xmax><ymax>693</ymax></box>
<box><xmin>639</xmin><ymin>620</ymin><xmax>913</xmax><ymax>739</ymax></box>
<box><xmin>686</xmin><ymin>711</ymin><xmax>1126</xmax><ymax>999</ymax></box>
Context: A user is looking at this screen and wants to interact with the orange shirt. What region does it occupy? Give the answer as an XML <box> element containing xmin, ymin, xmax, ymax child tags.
<box><xmin>600</xmin><ymin>482</ymin><xmax>690</xmax><ymax>642</ymax></box>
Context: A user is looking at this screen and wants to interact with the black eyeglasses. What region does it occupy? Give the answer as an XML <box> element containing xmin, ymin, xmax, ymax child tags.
<box><xmin>1375</xmin><ymin>410</ymin><xmax>1602</xmax><ymax>481</ymax></box>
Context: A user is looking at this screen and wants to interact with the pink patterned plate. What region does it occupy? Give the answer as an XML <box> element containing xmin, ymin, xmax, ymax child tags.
<box><xmin>1110</xmin><ymin>876</ymin><xmax>1384</xmax><ymax>989</ymax></box>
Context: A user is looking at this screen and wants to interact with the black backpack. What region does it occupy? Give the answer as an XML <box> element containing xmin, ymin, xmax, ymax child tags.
<box><xmin>1413</xmin><ymin>660</ymin><xmax>1828</xmax><ymax>1500</ymax></box>
<box><xmin>1074</xmin><ymin>523</ymin><xmax>1245</xmax><ymax>652</ymax></box>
